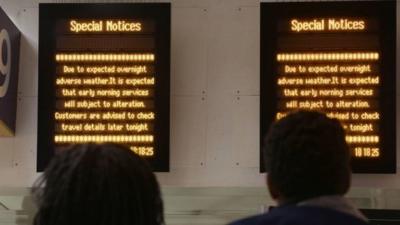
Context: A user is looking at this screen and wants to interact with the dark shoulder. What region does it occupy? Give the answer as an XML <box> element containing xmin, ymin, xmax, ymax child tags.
<box><xmin>228</xmin><ymin>206</ymin><xmax>369</xmax><ymax>225</ymax></box>
<box><xmin>228</xmin><ymin>213</ymin><xmax>270</xmax><ymax>225</ymax></box>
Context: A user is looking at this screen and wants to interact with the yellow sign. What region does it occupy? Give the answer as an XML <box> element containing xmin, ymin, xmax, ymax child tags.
<box><xmin>70</xmin><ymin>20</ymin><xmax>142</xmax><ymax>33</ymax></box>
<box><xmin>291</xmin><ymin>18</ymin><xmax>365</xmax><ymax>32</ymax></box>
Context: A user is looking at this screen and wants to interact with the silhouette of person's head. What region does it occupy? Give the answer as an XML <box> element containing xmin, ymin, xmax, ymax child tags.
<box><xmin>33</xmin><ymin>143</ymin><xmax>164</xmax><ymax>225</ymax></box>
<box><xmin>264</xmin><ymin>111</ymin><xmax>350</xmax><ymax>205</ymax></box>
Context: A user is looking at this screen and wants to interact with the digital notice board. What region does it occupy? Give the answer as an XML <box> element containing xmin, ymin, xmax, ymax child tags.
<box><xmin>260</xmin><ymin>1</ymin><xmax>396</xmax><ymax>173</ymax></box>
<box><xmin>38</xmin><ymin>4</ymin><xmax>170</xmax><ymax>172</ymax></box>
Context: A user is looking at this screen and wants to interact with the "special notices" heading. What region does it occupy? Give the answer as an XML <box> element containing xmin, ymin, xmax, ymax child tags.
<box><xmin>291</xmin><ymin>18</ymin><xmax>366</xmax><ymax>32</ymax></box>
<box><xmin>70</xmin><ymin>20</ymin><xmax>142</xmax><ymax>33</ymax></box>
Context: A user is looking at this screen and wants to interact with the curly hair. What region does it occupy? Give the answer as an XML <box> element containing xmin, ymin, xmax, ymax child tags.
<box><xmin>33</xmin><ymin>143</ymin><xmax>164</xmax><ymax>225</ymax></box>
<box><xmin>264</xmin><ymin>111</ymin><xmax>351</xmax><ymax>203</ymax></box>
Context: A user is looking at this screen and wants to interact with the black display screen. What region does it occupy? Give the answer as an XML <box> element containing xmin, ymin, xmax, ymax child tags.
<box><xmin>260</xmin><ymin>1</ymin><xmax>396</xmax><ymax>173</ymax></box>
<box><xmin>38</xmin><ymin>3</ymin><xmax>170</xmax><ymax>172</ymax></box>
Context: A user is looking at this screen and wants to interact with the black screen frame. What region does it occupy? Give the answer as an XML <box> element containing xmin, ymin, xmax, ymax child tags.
<box><xmin>38</xmin><ymin>3</ymin><xmax>171</xmax><ymax>172</ymax></box>
<box><xmin>260</xmin><ymin>1</ymin><xmax>396</xmax><ymax>173</ymax></box>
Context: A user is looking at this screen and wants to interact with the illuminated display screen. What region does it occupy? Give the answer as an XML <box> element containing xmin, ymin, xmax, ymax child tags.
<box><xmin>260</xmin><ymin>1</ymin><xmax>396</xmax><ymax>173</ymax></box>
<box><xmin>38</xmin><ymin>4</ymin><xmax>170</xmax><ymax>172</ymax></box>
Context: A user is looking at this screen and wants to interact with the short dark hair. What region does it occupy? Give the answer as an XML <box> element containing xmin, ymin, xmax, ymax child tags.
<box><xmin>264</xmin><ymin>111</ymin><xmax>350</xmax><ymax>202</ymax></box>
<box><xmin>33</xmin><ymin>143</ymin><xmax>164</xmax><ymax>225</ymax></box>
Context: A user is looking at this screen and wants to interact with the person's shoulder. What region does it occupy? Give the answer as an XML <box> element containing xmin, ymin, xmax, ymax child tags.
<box><xmin>227</xmin><ymin>213</ymin><xmax>271</xmax><ymax>225</ymax></box>
<box><xmin>287</xmin><ymin>206</ymin><xmax>369</xmax><ymax>224</ymax></box>
<box><xmin>227</xmin><ymin>206</ymin><xmax>299</xmax><ymax>225</ymax></box>
<box><xmin>228</xmin><ymin>206</ymin><xmax>369</xmax><ymax>225</ymax></box>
